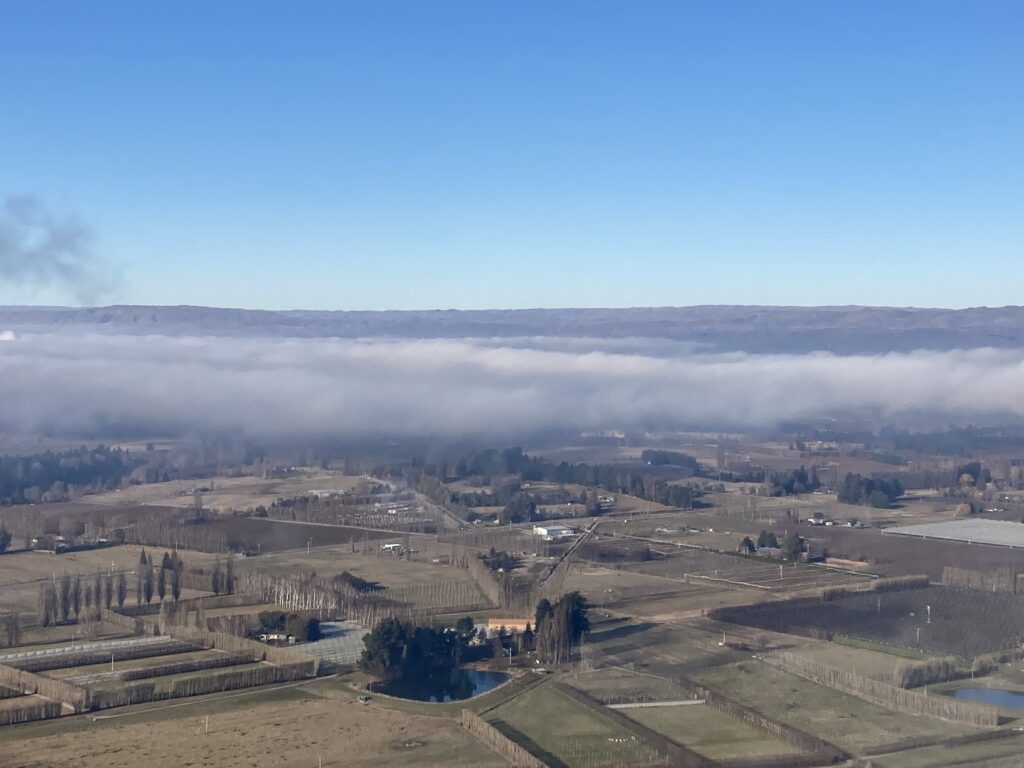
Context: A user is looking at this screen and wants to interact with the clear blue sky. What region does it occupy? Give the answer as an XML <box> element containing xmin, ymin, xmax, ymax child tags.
<box><xmin>2</xmin><ymin>1</ymin><xmax>1021</xmax><ymax>310</ymax></box>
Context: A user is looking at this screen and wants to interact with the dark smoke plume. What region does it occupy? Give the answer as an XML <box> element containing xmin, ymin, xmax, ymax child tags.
<box><xmin>0</xmin><ymin>194</ymin><xmax>116</xmax><ymax>302</ymax></box>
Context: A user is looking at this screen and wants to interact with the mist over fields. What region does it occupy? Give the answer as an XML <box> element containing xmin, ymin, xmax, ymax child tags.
<box><xmin>2</xmin><ymin>305</ymin><xmax>1024</xmax><ymax>439</ymax></box>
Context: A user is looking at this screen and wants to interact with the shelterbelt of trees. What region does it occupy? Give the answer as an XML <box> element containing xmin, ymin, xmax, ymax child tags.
<box><xmin>410</xmin><ymin>448</ymin><xmax>701</xmax><ymax>524</ymax></box>
<box><xmin>837</xmin><ymin>473</ymin><xmax>904</xmax><ymax>509</ymax></box>
<box><xmin>358</xmin><ymin>592</ymin><xmax>591</xmax><ymax>679</ymax></box>
<box><xmin>713</xmin><ymin>465</ymin><xmax>822</xmax><ymax>496</ymax></box>
<box><xmin>0</xmin><ymin>446</ymin><xmax>140</xmax><ymax>505</ymax></box>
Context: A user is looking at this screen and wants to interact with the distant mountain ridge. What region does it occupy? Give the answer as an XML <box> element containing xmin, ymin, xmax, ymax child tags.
<box><xmin>1</xmin><ymin>304</ymin><xmax>1022</xmax><ymax>354</ymax></box>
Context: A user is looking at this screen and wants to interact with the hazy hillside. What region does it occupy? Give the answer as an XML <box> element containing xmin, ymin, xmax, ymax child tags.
<box><xmin>2</xmin><ymin>304</ymin><xmax>1022</xmax><ymax>354</ymax></box>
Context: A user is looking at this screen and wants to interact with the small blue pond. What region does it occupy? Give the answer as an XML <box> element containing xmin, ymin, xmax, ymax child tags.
<box><xmin>950</xmin><ymin>687</ymin><xmax>1024</xmax><ymax>710</ymax></box>
<box><xmin>373</xmin><ymin>668</ymin><xmax>509</xmax><ymax>702</ymax></box>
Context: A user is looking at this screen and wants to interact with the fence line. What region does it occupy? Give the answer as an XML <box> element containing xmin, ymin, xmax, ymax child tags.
<box><xmin>160</xmin><ymin>623</ymin><xmax>318</xmax><ymax>674</ymax></box>
<box><xmin>674</xmin><ymin>676</ymin><xmax>847</xmax><ymax>762</ymax></box>
<box><xmin>552</xmin><ymin>682</ymin><xmax>712</xmax><ymax>767</ymax></box>
<box><xmin>457</xmin><ymin>709</ymin><xmax>550</xmax><ymax>768</ymax></box>
<box><xmin>0</xmin><ymin>663</ymin><xmax>87</xmax><ymax>712</ymax></box>
<box><xmin>768</xmin><ymin>652</ymin><xmax>998</xmax><ymax>728</ymax></box>
<box><xmin>0</xmin><ymin>634</ymin><xmax>171</xmax><ymax>663</ymax></box>
<box><xmin>0</xmin><ymin>699</ymin><xmax>63</xmax><ymax>726</ymax></box>
<box><xmin>942</xmin><ymin>566</ymin><xmax>1019</xmax><ymax>594</ymax></box>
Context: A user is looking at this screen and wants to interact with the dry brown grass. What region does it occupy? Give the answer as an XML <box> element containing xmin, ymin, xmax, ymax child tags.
<box><xmin>0</xmin><ymin>680</ymin><xmax>504</xmax><ymax>768</ymax></box>
<box><xmin>0</xmin><ymin>545</ymin><xmax>216</xmax><ymax>621</ymax></box>
<box><xmin>74</xmin><ymin>470</ymin><xmax>365</xmax><ymax>513</ymax></box>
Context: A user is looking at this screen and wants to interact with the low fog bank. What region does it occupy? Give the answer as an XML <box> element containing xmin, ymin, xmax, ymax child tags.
<box><xmin>0</xmin><ymin>332</ymin><xmax>1022</xmax><ymax>440</ymax></box>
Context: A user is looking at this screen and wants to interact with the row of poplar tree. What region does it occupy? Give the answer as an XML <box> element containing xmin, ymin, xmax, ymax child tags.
<box><xmin>34</xmin><ymin>548</ymin><xmax>186</xmax><ymax>628</ymax></box>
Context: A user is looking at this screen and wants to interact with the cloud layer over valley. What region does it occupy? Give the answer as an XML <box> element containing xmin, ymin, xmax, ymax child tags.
<box><xmin>0</xmin><ymin>332</ymin><xmax>1021</xmax><ymax>439</ymax></box>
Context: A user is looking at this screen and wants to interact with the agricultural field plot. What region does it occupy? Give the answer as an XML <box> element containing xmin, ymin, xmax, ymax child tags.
<box><xmin>305</xmin><ymin>621</ymin><xmax>369</xmax><ymax>667</ymax></box>
<box><xmin>0</xmin><ymin>546</ymin><xmax>216</xmax><ymax>649</ymax></box>
<box><xmin>568</xmin><ymin>668</ymin><xmax>697</xmax><ymax>704</ymax></box>
<box><xmin>703</xmin><ymin>493</ymin><xmax>956</xmax><ymax>531</ymax></box>
<box><xmin>773</xmin><ymin>640</ymin><xmax>915</xmax><ymax>682</ymax></box>
<box><xmin>876</xmin><ymin>733</ymin><xmax>1024</xmax><ymax>768</ymax></box>
<box><xmin>41</xmin><ymin>648</ymin><xmax>236</xmax><ymax>684</ymax></box>
<box><xmin>72</xmin><ymin>470</ymin><xmax>366</xmax><ymax>512</ymax></box>
<box><xmin>442</xmin><ymin>526</ymin><xmax>557</xmax><ymax>559</ymax></box>
<box><xmin>715</xmin><ymin>586</ymin><xmax>1024</xmax><ymax>658</ymax></box>
<box><xmin>204</xmin><ymin>518</ymin><xmax>393</xmax><ymax>553</ymax></box>
<box><xmin>608</xmin><ymin>586</ymin><xmax>772</xmax><ymax>621</ymax></box>
<box><xmin>0</xmin><ymin>619</ymin><xmax>134</xmax><ymax>651</ymax></box>
<box><xmin>701</xmin><ymin>493</ymin><xmax>809</xmax><ymax>517</ymax></box>
<box><xmin>0</xmin><ymin>546</ymin><xmax>215</xmax><ymax>597</ymax></box>
<box><xmin>1</xmin><ymin>636</ymin><xmax>193</xmax><ymax>667</ymax></box>
<box><xmin>582</xmin><ymin>617</ymin><xmax>745</xmax><ymax>681</ymax></box>
<box><xmin>558</xmin><ymin>563</ymin><xmax>751</xmax><ymax>620</ymax></box>
<box><xmin>600</xmin><ymin>491</ymin><xmax>678</xmax><ymax>516</ymax></box>
<box><xmin>698</xmin><ymin>661</ymin><xmax>976</xmax><ymax>754</ymax></box>
<box><xmin>0</xmin><ymin>635</ymin><xmax>175</xmax><ymax>665</ymax></box>
<box><xmin>626</xmin><ymin>704</ymin><xmax>805</xmax><ymax>762</ymax></box>
<box><xmin>327</xmin><ymin>506</ymin><xmax>438</xmax><ymax>533</ymax></box>
<box><xmin>0</xmin><ymin>681</ymin><xmax>503</xmax><ymax>768</ymax></box>
<box><xmin>561</xmin><ymin>561</ymin><xmax>711</xmax><ymax>602</ymax></box>
<box><xmin>86</xmin><ymin>660</ymin><xmax>267</xmax><ymax>699</ymax></box>
<box><xmin>486</xmin><ymin>682</ymin><xmax>670</xmax><ymax>767</ymax></box>
<box><xmin>800</xmin><ymin>526</ymin><xmax>1024</xmax><ymax>580</ymax></box>
<box><xmin>384</xmin><ymin>581</ymin><xmax>488</xmax><ymax>611</ymax></box>
<box><xmin>617</xmin><ymin>547</ymin><xmax>874</xmax><ymax>593</ymax></box>
<box><xmin>243</xmin><ymin>545</ymin><xmax>484</xmax><ymax>593</ymax></box>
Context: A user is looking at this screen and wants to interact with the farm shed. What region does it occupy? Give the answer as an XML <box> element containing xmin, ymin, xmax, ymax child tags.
<box><xmin>532</xmin><ymin>525</ymin><xmax>573</xmax><ymax>541</ymax></box>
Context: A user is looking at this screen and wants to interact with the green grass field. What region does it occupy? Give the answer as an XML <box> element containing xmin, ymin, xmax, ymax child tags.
<box><xmin>626</xmin><ymin>703</ymin><xmax>804</xmax><ymax>761</ymax></box>
<box><xmin>486</xmin><ymin>682</ymin><xmax>668</xmax><ymax>767</ymax></box>
<box><xmin>876</xmin><ymin>733</ymin><xmax>1024</xmax><ymax>768</ymax></box>
<box><xmin>833</xmin><ymin>634</ymin><xmax>929</xmax><ymax>660</ymax></box>
<box><xmin>698</xmin><ymin>661</ymin><xmax>976</xmax><ymax>753</ymax></box>
<box><xmin>568</xmin><ymin>668</ymin><xmax>695</xmax><ymax>704</ymax></box>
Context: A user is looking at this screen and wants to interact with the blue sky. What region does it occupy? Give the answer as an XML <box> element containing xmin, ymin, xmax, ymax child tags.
<box><xmin>1</xmin><ymin>1</ymin><xmax>1021</xmax><ymax>310</ymax></box>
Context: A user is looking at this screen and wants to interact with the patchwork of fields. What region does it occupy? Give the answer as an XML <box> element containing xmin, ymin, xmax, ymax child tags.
<box><xmin>714</xmin><ymin>586</ymin><xmax>1024</xmax><ymax>658</ymax></box>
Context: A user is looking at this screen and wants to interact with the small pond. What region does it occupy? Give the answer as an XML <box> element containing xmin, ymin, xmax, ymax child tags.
<box><xmin>949</xmin><ymin>687</ymin><xmax>1024</xmax><ymax>710</ymax></box>
<box><xmin>373</xmin><ymin>668</ymin><xmax>509</xmax><ymax>702</ymax></box>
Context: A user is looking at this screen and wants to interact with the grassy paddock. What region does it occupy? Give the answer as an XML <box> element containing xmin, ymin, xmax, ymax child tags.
<box><xmin>627</xmin><ymin>703</ymin><xmax>804</xmax><ymax>761</ymax></box>
<box><xmin>877</xmin><ymin>733</ymin><xmax>1024</xmax><ymax>768</ymax></box>
<box><xmin>486</xmin><ymin>681</ymin><xmax>669</xmax><ymax>767</ymax></box>
<box><xmin>833</xmin><ymin>634</ymin><xmax>928</xmax><ymax>660</ymax></box>
<box><xmin>568</xmin><ymin>667</ymin><xmax>694</xmax><ymax>704</ymax></box>
<box><xmin>697</xmin><ymin>661</ymin><xmax>976</xmax><ymax>753</ymax></box>
<box><xmin>0</xmin><ymin>676</ymin><xmax>502</xmax><ymax>768</ymax></box>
